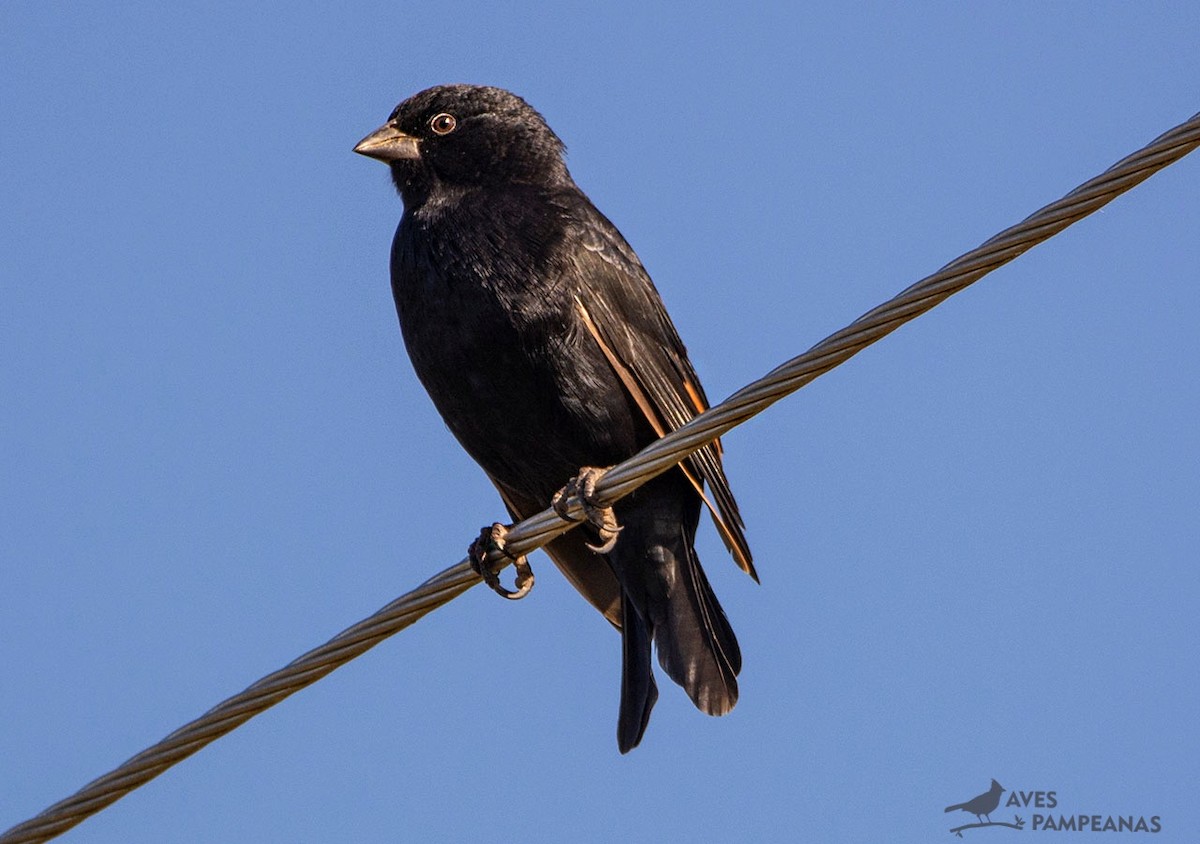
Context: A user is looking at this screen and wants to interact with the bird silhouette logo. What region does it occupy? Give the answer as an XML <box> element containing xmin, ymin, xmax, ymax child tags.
<box><xmin>944</xmin><ymin>779</ymin><xmax>1025</xmax><ymax>836</ymax></box>
<box><xmin>946</xmin><ymin>779</ymin><xmax>1004</xmax><ymax>822</ymax></box>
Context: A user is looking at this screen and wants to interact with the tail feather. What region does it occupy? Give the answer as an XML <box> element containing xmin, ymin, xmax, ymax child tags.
<box><xmin>607</xmin><ymin>470</ymin><xmax>742</xmax><ymax>738</ymax></box>
<box><xmin>653</xmin><ymin>525</ymin><xmax>740</xmax><ymax>715</ymax></box>
<box><xmin>617</xmin><ymin>591</ymin><xmax>658</xmax><ymax>753</ymax></box>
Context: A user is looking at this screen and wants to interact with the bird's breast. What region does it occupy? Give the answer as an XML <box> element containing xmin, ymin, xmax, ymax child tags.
<box><xmin>388</xmin><ymin>211</ymin><xmax>641</xmax><ymax>498</ymax></box>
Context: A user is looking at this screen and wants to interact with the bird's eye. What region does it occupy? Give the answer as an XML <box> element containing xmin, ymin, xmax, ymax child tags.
<box><xmin>430</xmin><ymin>113</ymin><xmax>457</xmax><ymax>135</ymax></box>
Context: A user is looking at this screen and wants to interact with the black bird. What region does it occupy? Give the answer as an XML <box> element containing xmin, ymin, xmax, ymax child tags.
<box><xmin>944</xmin><ymin>779</ymin><xmax>1005</xmax><ymax>823</ymax></box>
<box><xmin>354</xmin><ymin>85</ymin><xmax>756</xmax><ymax>752</ymax></box>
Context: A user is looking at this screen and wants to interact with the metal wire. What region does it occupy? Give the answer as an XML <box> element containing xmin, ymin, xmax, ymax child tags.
<box><xmin>4</xmin><ymin>110</ymin><xmax>1197</xmax><ymax>844</ymax></box>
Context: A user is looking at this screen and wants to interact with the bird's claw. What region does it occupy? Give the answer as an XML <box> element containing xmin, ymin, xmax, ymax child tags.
<box><xmin>468</xmin><ymin>522</ymin><xmax>534</xmax><ymax>600</ymax></box>
<box><xmin>551</xmin><ymin>466</ymin><xmax>623</xmax><ymax>554</ymax></box>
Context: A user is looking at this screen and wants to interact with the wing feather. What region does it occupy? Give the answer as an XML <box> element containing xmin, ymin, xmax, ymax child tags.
<box><xmin>566</xmin><ymin>204</ymin><xmax>757</xmax><ymax>580</ymax></box>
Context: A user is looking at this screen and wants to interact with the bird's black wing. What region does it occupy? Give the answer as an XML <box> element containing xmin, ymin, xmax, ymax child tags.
<box><xmin>563</xmin><ymin>197</ymin><xmax>756</xmax><ymax>580</ymax></box>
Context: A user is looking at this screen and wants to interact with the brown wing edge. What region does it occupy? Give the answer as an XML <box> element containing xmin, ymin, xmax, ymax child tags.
<box><xmin>574</xmin><ymin>297</ymin><xmax>757</xmax><ymax>581</ymax></box>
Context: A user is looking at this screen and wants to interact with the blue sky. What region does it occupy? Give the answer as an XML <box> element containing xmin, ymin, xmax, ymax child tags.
<box><xmin>2</xmin><ymin>3</ymin><xmax>1197</xmax><ymax>841</ymax></box>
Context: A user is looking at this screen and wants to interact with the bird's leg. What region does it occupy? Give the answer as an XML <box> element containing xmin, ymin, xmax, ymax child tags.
<box><xmin>468</xmin><ymin>522</ymin><xmax>535</xmax><ymax>600</ymax></box>
<box><xmin>551</xmin><ymin>466</ymin><xmax>623</xmax><ymax>554</ymax></box>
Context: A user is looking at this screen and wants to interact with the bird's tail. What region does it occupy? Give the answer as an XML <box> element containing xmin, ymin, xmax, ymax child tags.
<box><xmin>617</xmin><ymin>592</ymin><xmax>658</xmax><ymax>753</ymax></box>
<box><xmin>652</xmin><ymin>525</ymin><xmax>740</xmax><ymax>715</ymax></box>
<box><xmin>611</xmin><ymin>471</ymin><xmax>741</xmax><ymax>751</ymax></box>
<box><xmin>944</xmin><ymin>803</ymin><xmax>966</xmax><ymax>813</ymax></box>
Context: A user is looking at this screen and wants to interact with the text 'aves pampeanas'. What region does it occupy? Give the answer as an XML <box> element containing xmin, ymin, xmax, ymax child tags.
<box><xmin>354</xmin><ymin>84</ymin><xmax>757</xmax><ymax>752</ymax></box>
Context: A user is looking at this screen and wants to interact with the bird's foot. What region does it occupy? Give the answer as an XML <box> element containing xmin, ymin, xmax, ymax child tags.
<box><xmin>551</xmin><ymin>466</ymin><xmax>623</xmax><ymax>554</ymax></box>
<box><xmin>468</xmin><ymin>522</ymin><xmax>534</xmax><ymax>600</ymax></box>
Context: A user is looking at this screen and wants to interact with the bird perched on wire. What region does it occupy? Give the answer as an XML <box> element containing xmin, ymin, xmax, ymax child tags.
<box><xmin>354</xmin><ymin>84</ymin><xmax>756</xmax><ymax>752</ymax></box>
<box><xmin>945</xmin><ymin>779</ymin><xmax>1005</xmax><ymax>824</ymax></box>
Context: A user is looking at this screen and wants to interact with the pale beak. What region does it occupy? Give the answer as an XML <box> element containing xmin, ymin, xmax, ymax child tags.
<box><xmin>353</xmin><ymin>123</ymin><xmax>420</xmax><ymax>162</ymax></box>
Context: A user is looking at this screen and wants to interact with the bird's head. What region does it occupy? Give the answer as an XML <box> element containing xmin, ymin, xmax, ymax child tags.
<box><xmin>991</xmin><ymin>779</ymin><xmax>1005</xmax><ymax>792</ymax></box>
<box><xmin>354</xmin><ymin>84</ymin><xmax>570</xmax><ymax>206</ymax></box>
